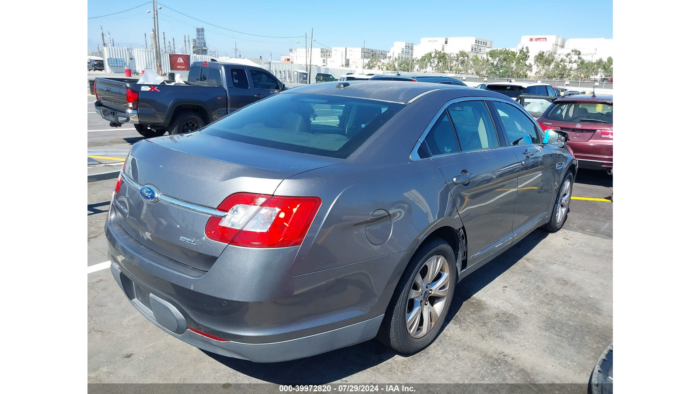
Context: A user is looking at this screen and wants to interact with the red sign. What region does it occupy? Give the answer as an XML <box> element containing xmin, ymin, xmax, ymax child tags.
<box><xmin>169</xmin><ymin>54</ymin><xmax>191</xmax><ymax>71</ymax></box>
<box><xmin>529</xmin><ymin>37</ymin><xmax>547</xmax><ymax>42</ymax></box>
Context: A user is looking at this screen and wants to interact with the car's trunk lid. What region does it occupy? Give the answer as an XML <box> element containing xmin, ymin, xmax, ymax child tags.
<box><xmin>113</xmin><ymin>133</ymin><xmax>338</xmax><ymax>272</ymax></box>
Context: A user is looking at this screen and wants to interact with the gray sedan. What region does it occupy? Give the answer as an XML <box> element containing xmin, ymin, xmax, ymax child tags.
<box><xmin>106</xmin><ymin>81</ymin><xmax>576</xmax><ymax>362</ymax></box>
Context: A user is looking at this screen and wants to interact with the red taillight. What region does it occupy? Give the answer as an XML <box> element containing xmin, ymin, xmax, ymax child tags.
<box><xmin>114</xmin><ymin>161</ymin><xmax>126</xmax><ymax>194</ymax></box>
<box><xmin>538</xmin><ymin>121</ymin><xmax>550</xmax><ymax>131</ymax></box>
<box><xmin>205</xmin><ymin>193</ymin><xmax>321</xmax><ymax>248</ymax></box>
<box><xmin>126</xmin><ymin>88</ymin><xmax>139</xmax><ymax>110</ymax></box>
<box><xmin>188</xmin><ymin>327</ymin><xmax>228</xmax><ymax>342</ymax></box>
<box><xmin>202</xmin><ymin>61</ymin><xmax>208</xmax><ymax>65</ymax></box>
<box><xmin>412</xmin><ymin>79</ymin><xmax>417</xmax><ymax>82</ymax></box>
<box><xmin>94</xmin><ymin>81</ymin><xmax>99</xmax><ymax>100</ymax></box>
<box><xmin>600</xmin><ymin>130</ymin><xmax>613</xmax><ymax>140</ymax></box>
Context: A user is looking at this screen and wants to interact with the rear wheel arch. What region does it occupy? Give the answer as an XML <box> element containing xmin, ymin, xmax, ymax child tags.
<box><xmin>413</xmin><ymin>225</ymin><xmax>466</xmax><ymax>274</ymax></box>
<box><xmin>167</xmin><ymin>103</ymin><xmax>211</xmax><ymax>125</ymax></box>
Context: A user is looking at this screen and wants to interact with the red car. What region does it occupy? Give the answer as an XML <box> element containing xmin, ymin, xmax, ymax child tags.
<box><xmin>537</xmin><ymin>95</ymin><xmax>613</xmax><ymax>172</ymax></box>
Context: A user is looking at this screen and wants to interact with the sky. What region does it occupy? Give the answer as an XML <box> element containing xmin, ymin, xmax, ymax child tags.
<box><xmin>87</xmin><ymin>0</ymin><xmax>613</xmax><ymax>59</ymax></box>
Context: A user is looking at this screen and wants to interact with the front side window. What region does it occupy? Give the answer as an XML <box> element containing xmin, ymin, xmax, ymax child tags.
<box><xmin>202</xmin><ymin>94</ymin><xmax>404</xmax><ymax>158</ymax></box>
<box><xmin>250</xmin><ymin>70</ymin><xmax>279</xmax><ymax>90</ymax></box>
<box><xmin>446</xmin><ymin>101</ymin><xmax>499</xmax><ymax>152</ymax></box>
<box><xmin>493</xmin><ymin>102</ymin><xmax>541</xmax><ymax>146</ymax></box>
<box><xmin>229</xmin><ymin>68</ymin><xmax>249</xmax><ymax>89</ymax></box>
<box><xmin>543</xmin><ymin>102</ymin><xmax>613</xmax><ymax>125</ymax></box>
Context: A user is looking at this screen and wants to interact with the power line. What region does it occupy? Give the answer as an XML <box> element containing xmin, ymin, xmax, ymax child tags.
<box><xmin>158</xmin><ymin>2</ymin><xmax>304</xmax><ymax>39</ymax></box>
<box><xmin>88</xmin><ymin>2</ymin><xmax>150</xmax><ymax>19</ymax></box>
<box><xmin>313</xmin><ymin>40</ymin><xmax>332</xmax><ymax>49</ymax></box>
<box><xmin>158</xmin><ymin>13</ymin><xmax>294</xmax><ymax>45</ymax></box>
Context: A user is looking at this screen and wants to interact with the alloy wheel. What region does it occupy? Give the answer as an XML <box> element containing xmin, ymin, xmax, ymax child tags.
<box><xmin>406</xmin><ymin>254</ymin><xmax>450</xmax><ymax>338</ymax></box>
<box><xmin>556</xmin><ymin>179</ymin><xmax>571</xmax><ymax>225</ymax></box>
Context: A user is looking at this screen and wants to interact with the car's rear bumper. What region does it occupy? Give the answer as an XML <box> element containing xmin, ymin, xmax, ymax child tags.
<box><xmin>110</xmin><ymin>262</ymin><xmax>383</xmax><ymax>363</ymax></box>
<box><xmin>94</xmin><ymin>100</ymin><xmax>140</xmax><ymax>125</ymax></box>
<box><xmin>568</xmin><ymin>141</ymin><xmax>612</xmax><ymax>170</ymax></box>
<box><xmin>105</xmin><ymin>211</ymin><xmax>401</xmax><ymax>362</ymax></box>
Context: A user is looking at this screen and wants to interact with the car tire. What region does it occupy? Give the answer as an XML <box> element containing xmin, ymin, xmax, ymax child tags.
<box><xmin>542</xmin><ymin>170</ymin><xmax>574</xmax><ymax>233</ymax></box>
<box><xmin>376</xmin><ymin>237</ymin><xmax>456</xmax><ymax>355</ymax></box>
<box><xmin>168</xmin><ymin>111</ymin><xmax>206</xmax><ymax>135</ymax></box>
<box><xmin>134</xmin><ymin>124</ymin><xmax>166</xmax><ymax>138</ymax></box>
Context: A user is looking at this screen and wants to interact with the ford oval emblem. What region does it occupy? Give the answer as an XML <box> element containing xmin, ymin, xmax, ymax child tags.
<box><xmin>139</xmin><ymin>185</ymin><xmax>160</xmax><ymax>203</ymax></box>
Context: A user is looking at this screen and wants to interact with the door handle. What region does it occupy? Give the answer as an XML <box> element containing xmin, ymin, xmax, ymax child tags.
<box><xmin>254</xmin><ymin>94</ymin><xmax>262</xmax><ymax>98</ymax></box>
<box><xmin>452</xmin><ymin>172</ymin><xmax>475</xmax><ymax>185</ymax></box>
<box><xmin>523</xmin><ymin>147</ymin><xmax>540</xmax><ymax>156</ymax></box>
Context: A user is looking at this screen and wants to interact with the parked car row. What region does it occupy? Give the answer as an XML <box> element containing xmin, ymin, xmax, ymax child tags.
<box><xmin>105</xmin><ymin>81</ymin><xmax>579</xmax><ymax>363</ymax></box>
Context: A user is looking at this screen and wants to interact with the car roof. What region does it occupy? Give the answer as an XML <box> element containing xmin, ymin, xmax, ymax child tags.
<box><xmin>556</xmin><ymin>94</ymin><xmax>613</xmax><ymax>103</ymax></box>
<box><xmin>281</xmin><ymin>81</ymin><xmax>504</xmax><ymax>104</ymax></box>
<box><xmin>487</xmin><ymin>82</ymin><xmax>550</xmax><ymax>88</ymax></box>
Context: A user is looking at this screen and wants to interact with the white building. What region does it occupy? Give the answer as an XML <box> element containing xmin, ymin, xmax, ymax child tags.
<box><xmin>562</xmin><ymin>38</ymin><xmax>614</xmax><ymax>61</ymax></box>
<box><xmin>388</xmin><ymin>42</ymin><xmax>414</xmax><ymax>60</ymax></box>
<box><xmin>289</xmin><ymin>47</ymin><xmax>331</xmax><ymax>67</ymax></box>
<box><xmin>413</xmin><ymin>37</ymin><xmax>446</xmax><ymax>59</ymax></box>
<box><xmin>346</xmin><ymin>47</ymin><xmax>388</xmax><ymax>68</ymax></box>
<box><xmin>328</xmin><ymin>47</ymin><xmax>348</xmax><ymax>68</ymax></box>
<box><xmin>517</xmin><ymin>35</ymin><xmax>613</xmax><ymax>66</ymax></box>
<box><xmin>414</xmin><ymin>37</ymin><xmax>493</xmax><ymax>59</ymax></box>
<box><xmin>444</xmin><ymin>37</ymin><xmax>493</xmax><ymax>56</ymax></box>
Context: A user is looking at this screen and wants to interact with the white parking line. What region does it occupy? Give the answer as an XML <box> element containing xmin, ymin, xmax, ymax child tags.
<box><xmin>88</xmin><ymin>129</ymin><xmax>126</xmax><ymax>132</ymax></box>
<box><xmin>88</xmin><ymin>261</ymin><xmax>111</xmax><ymax>274</ymax></box>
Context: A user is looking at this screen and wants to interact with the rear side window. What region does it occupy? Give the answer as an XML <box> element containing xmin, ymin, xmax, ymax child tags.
<box><xmin>250</xmin><ymin>70</ymin><xmax>279</xmax><ymax>89</ymax></box>
<box><xmin>524</xmin><ymin>85</ymin><xmax>547</xmax><ymax>96</ymax></box>
<box><xmin>205</xmin><ymin>68</ymin><xmax>222</xmax><ymax>87</ymax></box>
<box><xmin>187</xmin><ymin>66</ymin><xmax>201</xmax><ymax>82</ymax></box>
<box><xmin>423</xmin><ymin>111</ymin><xmax>459</xmax><ymax>156</ymax></box>
<box><xmin>229</xmin><ymin>68</ymin><xmax>249</xmax><ymax>89</ymax></box>
<box><xmin>544</xmin><ymin>102</ymin><xmax>613</xmax><ymax>125</ymax></box>
<box><xmin>202</xmin><ymin>94</ymin><xmax>404</xmax><ymax>158</ymax></box>
<box><xmin>493</xmin><ymin>102</ymin><xmax>541</xmax><ymax>146</ymax></box>
<box><xmin>486</xmin><ymin>85</ymin><xmax>524</xmax><ymax>98</ymax></box>
<box><xmin>521</xmin><ymin>97</ymin><xmax>553</xmax><ymax>118</ymax></box>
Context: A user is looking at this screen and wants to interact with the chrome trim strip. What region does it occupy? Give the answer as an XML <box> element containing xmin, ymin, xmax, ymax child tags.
<box><xmin>121</xmin><ymin>174</ymin><xmax>226</xmax><ymax>217</ymax></box>
<box><xmin>576</xmin><ymin>159</ymin><xmax>613</xmax><ymax>164</ymax></box>
<box><xmin>407</xmin><ymin>89</ymin><xmax>440</xmax><ymax>104</ymax></box>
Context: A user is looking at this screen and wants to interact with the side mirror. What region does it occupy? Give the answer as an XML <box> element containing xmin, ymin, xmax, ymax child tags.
<box><xmin>544</xmin><ymin>129</ymin><xmax>569</xmax><ymax>146</ymax></box>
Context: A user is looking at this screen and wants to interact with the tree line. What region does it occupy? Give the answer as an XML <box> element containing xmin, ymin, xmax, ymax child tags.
<box><xmin>363</xmin><ymin>48</ymin><xmax>612</xmax><ymax>80</ymax></box>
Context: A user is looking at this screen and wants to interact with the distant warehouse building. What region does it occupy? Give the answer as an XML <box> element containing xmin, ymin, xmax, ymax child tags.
<box><xmin>388</xmin><ymin>42</ymin><xmax>414</xmax><ymax>60</ymax></box>
<box><xmin>414</xmin><ymin>37</ymin><xmax>493</xmax><ymax>59</ymax></box>
<box><xmin>516</xmin><ymin>35</ymin><xmax>614</xmax><ymax>65</ymax></box>
<box><xmin>289</xmin><ymin>47</ymin><xmax>331</xmax><ymax>67</ymax></box>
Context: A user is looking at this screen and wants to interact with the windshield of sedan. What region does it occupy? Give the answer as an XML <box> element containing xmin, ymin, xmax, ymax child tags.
<box><xmin>543</xmin><ymin>102</ymin><xmax>613</xmax><ymax>125</ymax></box>
<box><xmin>202</xmin><ymin>93</ymin><xmax>405</xmax><ymax>158</ymax></box>
<box><xmin>486</xmin><ymin>85</ymin><xmax>525</xmax><ymax>98</ymax></box>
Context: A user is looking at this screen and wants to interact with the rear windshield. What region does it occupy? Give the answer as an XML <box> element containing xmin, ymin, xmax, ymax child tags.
<box><xmin>486</xmin><ymin>85</ymin><xmax>525</xmax><ymax>98</ymax></box>
<box><xmin>202</xmin><ymin>93</ymin><xmax>405</xmax><ymax>158</ymax></box>
<box><xmin>543</xmin><ymin>101</ymin><xmax>613</xmax><ymax>125</ymax></box>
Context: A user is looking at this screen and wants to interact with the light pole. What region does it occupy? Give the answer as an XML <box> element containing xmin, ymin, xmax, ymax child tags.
<box><xmin>147</xmin><ymin>0</ymin><xmax>163</xmax><ymax>75</ymax></box>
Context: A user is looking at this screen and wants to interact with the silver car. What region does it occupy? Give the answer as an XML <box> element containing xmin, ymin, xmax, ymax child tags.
<box><xmin>106</xmin><ymin>82</ymin><xmax>576</xmax><ymax>362</ymax></box>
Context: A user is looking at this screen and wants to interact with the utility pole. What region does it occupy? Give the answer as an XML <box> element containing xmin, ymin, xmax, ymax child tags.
<box><xmin>173</xmin><ymin>37</ymin><xmax>176</xmax><ymax>53</ymax></box>
<box><xmin>305</xmin><ymin>33</ymin><xmax>308</xmax><ymax>79</ymax></box>
<box><xmin>101</xmin><ymin>26</ymin><xmax>106</xmax><ymax>47</ymax></box>
<box><xmin>187</xmin><ymin>35</ymin><xmax>191</xmax><ymax>55</ymax></box>
<box><xmin>309</xmin><ymin>29</ymin><xmax>314</xmax><ymax>84</ymax></box>
<box><xmin>107</xmin><ymin>32</ymin><xmax>112</xmax><ymax>47</ymax></box>
<box><xmin>163</xmin><ymin>32</ymin><xmax>167</xmax><ymax>53</ymax></box>
<box><xmin>168</xmin><ymin>41</ymin><xmax>171</xmax><ymax>53</ymax></box>
<box><xmin>150</xmin><ymin>0</ymin><xmax>163</xmax><ymax>75</ymax></box>
<box><xmin>144</xmin><ymin>33</ymin><xmax>148</xmax><ymax>49</ymax></box>
<box><xmin>184</xmin><ymin>36</ymin><xmax>187</xmax><ymax>55</ymax></box>
<box><xmin>234</xmin><ymin>42</ymin><xmax>238</xmax><ymax>58</ymax></box>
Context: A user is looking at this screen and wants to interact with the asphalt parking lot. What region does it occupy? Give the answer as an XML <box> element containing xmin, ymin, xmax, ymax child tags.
<box><xmin>87</xmin><ymin>93</ymin><xmax>612</xmax><ymax>386</ymax></box>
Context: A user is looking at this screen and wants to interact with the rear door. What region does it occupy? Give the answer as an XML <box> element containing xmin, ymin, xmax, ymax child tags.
<box><xmin>489</xmin><ymin>100</ymin><xmax>557</xmax><ymax>234</ymax></box>
<box><xmin>226</xmin><ymin>67</ymin><xmax>256</xmax><ymax>111</ymax></box>
<box><xmin>422</xmin><ymin>99</ymin><xmax>520</xmax><ymax>266</ymax></box>
<box><xmin>249</xmin><ymin>69</ymin><xmax>282</xmax><ymax>100</ymax></box>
